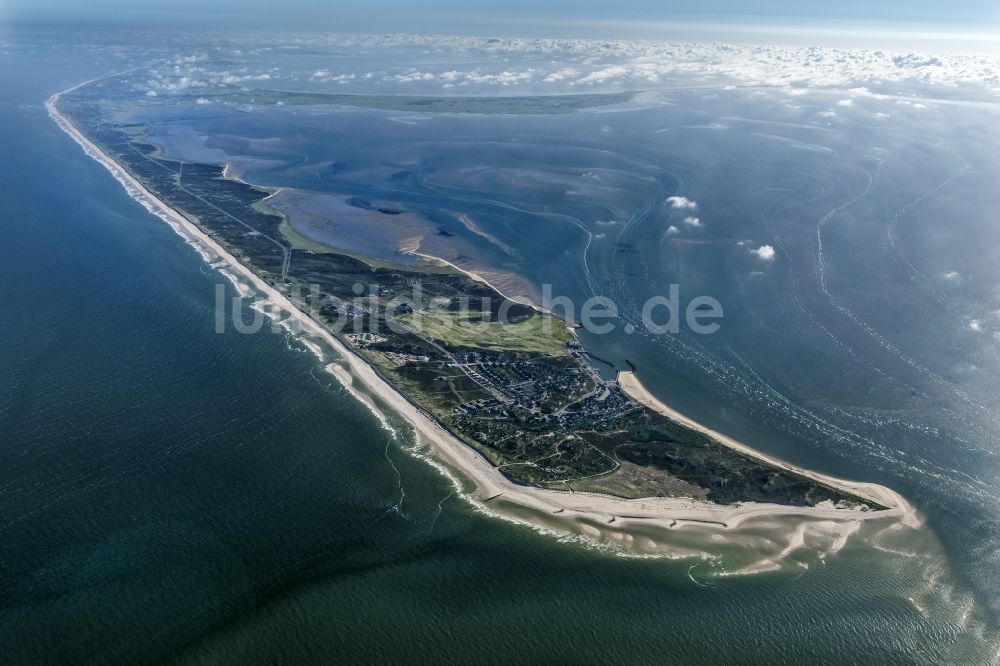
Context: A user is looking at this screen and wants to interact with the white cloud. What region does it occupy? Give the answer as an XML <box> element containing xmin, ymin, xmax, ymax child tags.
<box><xmin>969</xmin><ymin>319</ymin><xmax>983</xmax><ymax>332</ymax></box>
<box><xmin>133</xmin><ymin>33</ymin><xmax>1000</xmax><ymax>108</ymax></box>
<box><xmin>312</xmin><ymin>70</ymin><xmax>356</xmax><ymax>83</ymax></box>
<box><xmin>944</xmin><ymin>271</ymin><xmax>961</xmax><ymax>281</ymax></box>
<box><xmin>221</xmin><ymin>71</ymin><xmax>270</xmax><ymax>85</ymax></box>
<box><xmin>666</xmin><ymin>225</ymin><xmax>680</xmax><ymax>234</ymax></box>
<box><xmin>544</xmin><ymin>67</ymin><xmax>581</xmax><ymax>83</ymax></box>
<box><xmin>751</xmin><ymin>244</ymin><xmax>776</xmax><ymax>261</ymax></box>
<box><xmin>274</xmin><ymin>35</ymin><xmax>1000</xmax><ymax>95</ymax></box>
<box><xmin>683</xmin><ymin>216</ymin><xmax>702</xmax><ymax>227</ymax></box>
<box><xmin>393</xmin><ymin>71</ymin><xmax>437</xmax><ymax>83</ymax></box>
<box><xmin>140</xmin><ymin>63</ymin><xmax>278</xmax><ymax>96</ymax></box>
<box><xmin>666</xmin><ymin>196</ymin><xmax>697</xmax><ymax>210</ymax></box>
<box><xmin>133</xmin><ymin>34</ymin><xmax>1000</xmax><ymax>104</ymax></box>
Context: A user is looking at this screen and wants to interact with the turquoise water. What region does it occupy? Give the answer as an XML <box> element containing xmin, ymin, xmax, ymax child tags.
<box><xmin>1</xmin><ymin>34</ymin><xmax>998</xmax><ymax>663</ymax></box>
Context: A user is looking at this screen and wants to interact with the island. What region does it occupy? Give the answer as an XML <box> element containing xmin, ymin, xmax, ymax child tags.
<box><xmin>47</xmin><ymin>74</ymin><xmax>913</xmax><ymax>554</ymax></box>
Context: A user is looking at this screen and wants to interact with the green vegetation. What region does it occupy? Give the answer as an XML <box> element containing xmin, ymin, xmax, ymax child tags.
<box><xmin>400</xmin><ymin>309</ymin><xmax>573</xmax><ymax>355</ymax></box>
<box><xmin>566</xmin><ymin>459</ymin><xmax>709</xmax><ymax>499</ymax></box>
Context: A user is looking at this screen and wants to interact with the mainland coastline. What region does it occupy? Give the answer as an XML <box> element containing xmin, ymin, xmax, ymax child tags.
<box><xmin>46</xmin><ymin>78</ymin><xmax>917</xmax><ymax>560</ymax></box>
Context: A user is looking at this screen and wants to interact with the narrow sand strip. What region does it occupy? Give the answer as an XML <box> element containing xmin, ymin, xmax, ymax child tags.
<box><xmin>618</xmin><ymin>371</ymin><xmax>913</xmax><ymax>520</ymax></box>
<box><xmin>409</xmin><ymin>251</ymin><xmax>543</xmax><ymax>311</ymax></box>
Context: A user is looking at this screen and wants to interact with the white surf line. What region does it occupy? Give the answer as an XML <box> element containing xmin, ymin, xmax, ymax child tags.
<box><xmin>48</xmin><ymin>77</ymin><xmax>914</xmax><ymax>554</ymax></box>
<box><xmin>426</xmin><ymin>490</ymin><xmax>454</xmax><ymax>534</ymax></box>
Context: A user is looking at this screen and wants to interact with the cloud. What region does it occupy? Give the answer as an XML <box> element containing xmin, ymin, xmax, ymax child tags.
<box><xmin>751</xmin><ymin>245</ymin><xmax>776</xmax><ymax>261</ymax></box>
<box><xmin>893</xmin><ymin>54</ymin><xmax>943</xmax><ymax>69</ymax></box>
<box><xmin>683</xmin><ymin>216</ymin><xmax>702</xmax><ymax>227</ymax></box>
<box><xmin>140</xmin><ymin>62</ymin><xmax>278</xmax><ymax>96</ymax></box>
<box><xmin>393</xmin><ymin>71</ymin><xmax>438</xmax><ymax>83</ymax></box>
<box><xmin>134</xmin><ymin>34</ymin><xmax>1000</xmax><ymax>103</ymax></box>
<box><xmin>220</xmin><ymin>72</ymin><xmax>270</xmax><ymax>85</ymax></box>
<box><xmin>666</xmin><ymin>225</ymin><xmax>680</xmax><ymax>235</ymax></box>
<box><xmin>836</xmin><ymin>99</ymin><xmax>854</xmax><ymax>107</ymax></box>
<box><xmin>943</xmin><ymin>270</ymin><xmax>961</xmax><ymax>281</ymax></box>
<box><xmin>666</xmin><ymin>196</ymin><xmax>697</xmax><ymax>210</ymax></box>
<box><xmin>544</xmin><ymin>67</ymin><xmax>581</xmax><ymax>83</ymax></box>
<box><xmin>969</xmin><ymin>319</ymin><xmax>983</xmax><ymax>332</ymax></box>
<box><xmin>276</xmin><ymin>35</ymin><xmax>1000</xmax><ymax>96</ymax></box>
<box><xmin>312</xmin><ymin>69</ymin><xmax>357</xmax><ymax>83</ymax></box>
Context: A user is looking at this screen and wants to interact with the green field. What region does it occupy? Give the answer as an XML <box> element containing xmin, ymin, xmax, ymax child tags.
<box><xmin>401</xmin><ymin>309</ymin><xmax>573</xmax><ymax>354</ymax></box>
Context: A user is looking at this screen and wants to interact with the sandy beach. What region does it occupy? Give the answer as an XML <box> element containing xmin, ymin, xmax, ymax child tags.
<box><xmin>409</xmin><ymin>250</ymin><xmax>542</xmax><ymax>310</ymax></box>
<box><xmin>617</xmin><ymin>371</ymin><xmax>912</xmax><ymax>517</ymax></box>
<box><xmin>47</xmin><ymin>80</ymin><xmax>916</xmax><ymax>561</ymax></box>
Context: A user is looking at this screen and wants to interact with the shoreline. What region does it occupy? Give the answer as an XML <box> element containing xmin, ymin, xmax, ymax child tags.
<box><xmin>47</xmin><ymin>79</ymin><xmax>915</xmax><ymax>559</ymax></box>
<box><xmin>617</xmin><ymin>371</ymin><xmax>911</xmax><ymax>517</ymax></box>
<box><xmin>408</xmin><ymin>250</ymin><xmax>544</xmax><ymax>312</ymax></box>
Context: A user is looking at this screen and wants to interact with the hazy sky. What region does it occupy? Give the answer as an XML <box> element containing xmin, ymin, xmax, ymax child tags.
<box><xmin>3</xmin><ymin>0</ymin><xmax>999</xmax><ymax>50</ymax></box>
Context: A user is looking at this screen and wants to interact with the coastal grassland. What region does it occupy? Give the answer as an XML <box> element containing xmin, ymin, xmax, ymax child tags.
<box><xmin>190</xmin><ymin>90</ymin><xmax>636</xmax><ymax>114</ymax></box>
<box><xmin>366</xmin><ymin>350</ymin><xmax>489</xmax><ymax>417</ymax></box>
<box><xmin>399</xmin><ymin>309</ymin><xmax>573</xmax><ymax>355</ymax></box>
<box><xmin>565</xmin><ymin>459</ymin><xmax>710</xmax><ymax>499</ymax></box>
<box><xmin>575</xmin><ymin>414</ymin><xmax>874</xmax><ymax>506</ymax></box>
